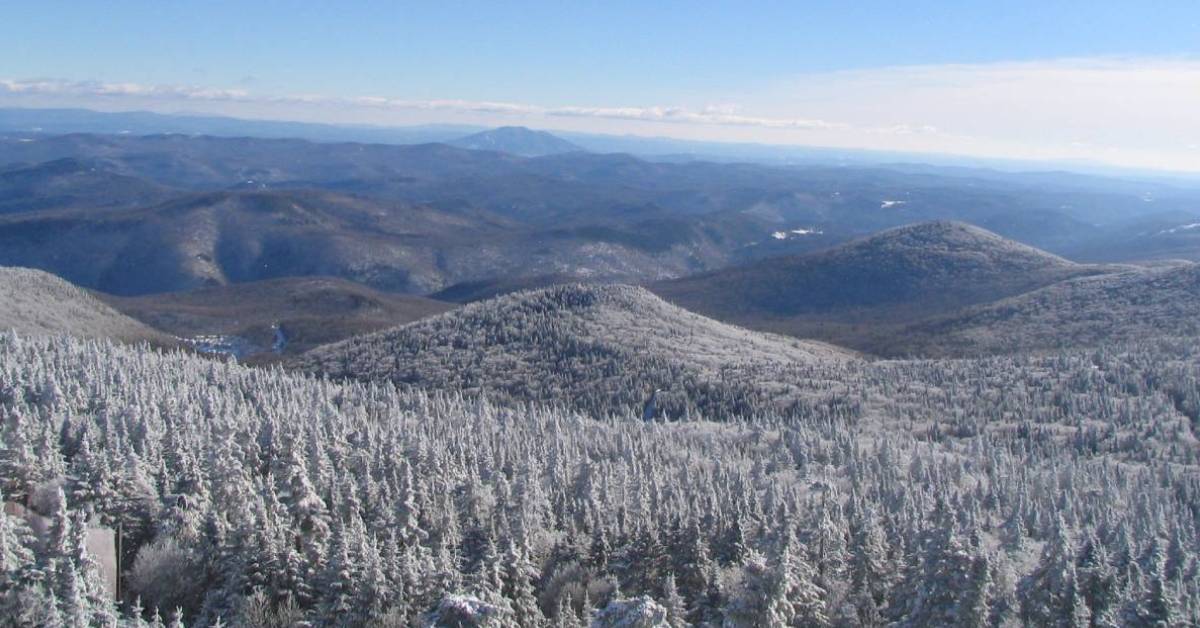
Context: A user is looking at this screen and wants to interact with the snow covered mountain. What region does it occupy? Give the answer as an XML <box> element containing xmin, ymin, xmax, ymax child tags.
<box><xmin>299</xmin><ymin>283</ymin><xmax>851</xmax><ymax>418</ymax></box>
<box><xmin>0</xmin><ymin>266</ymin><xmax>171</xmax><ymax>344</ymax></box>
<box><xmin>652</xmin><ymin>221</ymin><xmax>1118</xmax><ymax>351</ymax></box>
<box><xmin>885</xmin><ymin>260</ymin><xmax>1200</xmax><ymax>356</ymax></box>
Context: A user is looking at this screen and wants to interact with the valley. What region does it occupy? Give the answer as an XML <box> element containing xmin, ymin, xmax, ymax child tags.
<box><xmin>101</xmin><ymin>276</ymin><xmax>454</xmax><ymax>360</ymax></box>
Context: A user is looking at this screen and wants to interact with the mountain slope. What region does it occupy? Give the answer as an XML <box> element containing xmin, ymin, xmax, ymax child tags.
<box><xmin>882</xmin><ymin>261</ymin><xmax>1200</xmax><ymax>357</ymax></box>
<box><xmin>300</xmin><ymin>284</ymin><xmax>851</xmax><ymax>418</ymax></box>
<box><xmin>0</xmin><ymin>158</ymin><xmax>174</xmax><ymax>214</ymax></box>
<box><xmin>0</xmin><ymin>266</ymin><xmax>171</xmax><ymax>344</ymax></box>
<box><xmin>0</xmin><ymin>189</ymin><xmax>506</xmax><ymax>295</ymax></box>
<box><xmin>1064</xmin><ymin>213</ymin><xmax>1200</xmax><ymax>263</ymax></box>
<box><xmin>4</xmin><ymin>133</ymin><xmax>1197</xmax><ymax>298</ymax></box>
<box><xmin>0</xmin><ymin>187</ymin><xmax>751</xmax><ymax>296</ymax></box>
<box><xmin>651</xmin><ymin>221</ymin><xmax>1113</xmax><ymax>345</ymax></box>
<box><xmin>429</xmin><ymin>273</ymin><xmax>587</xmax><ymax>303</ymax></box>
<box><xmin>447</xmin><ymin>126</ymin><xmax>583</xmax><ymax>157</ymax></box>
<box><xmin>103</xmin><ymin>276</ymin><xmax>455</xmax><ymax>360</ymax></box>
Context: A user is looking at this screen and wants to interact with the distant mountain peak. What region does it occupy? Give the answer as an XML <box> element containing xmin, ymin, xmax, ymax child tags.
<box><xmin>506</xmin><ymin>282</ymin><xmax>657</xmax><ymax>310</ymax></box>
<box><xmin>447</xmin><ymin>126</ymin><xmax>583</xmax><ymax>157</ymax></box>
<box><xmin>653</xmin><ymin>220</ymin><xmax>1103</xmax><ymax>337</ymax></box>
<box><xmin>842</xmin><ymin>220</ymin><xmax>1074</xmax><ymax>262</ymax></box>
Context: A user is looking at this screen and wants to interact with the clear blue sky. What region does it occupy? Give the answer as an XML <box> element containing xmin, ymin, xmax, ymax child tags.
<box><xmin>4</xmin><ymin>1</ymin><xmax>1195</xmax><ymax>102</ymax></box>
<box><xmin>2</xmin><ymin>1</ymin><xmax>1199</xmax><ymax>171</ymax></box>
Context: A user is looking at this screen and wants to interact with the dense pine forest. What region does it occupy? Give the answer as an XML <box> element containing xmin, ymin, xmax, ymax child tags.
<box><xmin>2</xmin><ymin>332</ymin><xmax>1197</xmax><ymax>626</ymax></box>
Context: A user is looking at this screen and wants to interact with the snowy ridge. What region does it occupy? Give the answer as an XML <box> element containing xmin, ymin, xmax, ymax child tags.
<box><xmin>300</xmin><ymin>283</ymin><xmax>851</xmax><ymax>418</ymax></box>
<box><xmin>0</xmin><ymin>266</ymin><xmax>170</xmax><ymax>344</ymax></box>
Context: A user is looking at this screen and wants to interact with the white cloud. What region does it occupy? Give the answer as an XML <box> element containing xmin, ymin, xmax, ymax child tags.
<box><xmin>3</xmin><ymin>57</ymin><xmax>1199</xmax><ymax>172</ymax></box>
<box><xmin>1</xmin><ymin>78</ymin><xmax>252</xmax><ymax>102</ymax></box>
<box><xmin>750</xmin><ymin>56</ymin><xmax>1200</xmax><ymax>170</ymax></box>
<box><xmin>544</xmin><ymin>104</ymin><xmax>843</xmax><ymax>130</ymax></box>
<box><xmin>0</xmin><ymin>77</ymin><xmax>847</xmax><ymax>132</ymax></box>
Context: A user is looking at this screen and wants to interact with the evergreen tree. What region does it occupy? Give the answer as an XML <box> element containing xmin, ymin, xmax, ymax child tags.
<box><xmin>1020</xmin><ymin>517</ymin><xmax>1075</xmax><ymax>626</ymax></box>
<box><xmin>662</xmin><ymin>574</ymin><xmax>688</xmax><ymax>628</ymax></box>
<box><xmin>502</xmin><ymin>540</ymin><xmax>543</xmax><ymax>626</ymax></box>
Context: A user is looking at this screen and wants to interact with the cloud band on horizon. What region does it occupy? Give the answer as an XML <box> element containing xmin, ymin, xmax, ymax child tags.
<box><xmin>0</xmin><ymin>78</ymin><xmax>848</xmax><ymax>132</ymax></box>
<box><xmin>2</xmin><ymin>56</ymin><xmax>1197</xmax><ymax>173</ymax></box>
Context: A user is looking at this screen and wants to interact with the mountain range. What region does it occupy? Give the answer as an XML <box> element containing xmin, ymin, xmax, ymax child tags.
<box><xmin>2</xmin><ymin>124</ymin><xmax>1200</xmax><ymax>367</ymax></box>
<box><xmin>2</xmin><ymin>131</ymin><xmax>1199</xmax><ymax>301</ymax></box>
<box><xmin>5</xmin><ymin>215</ymin><xmax>1196</xmax><ymax>367</ymax></box>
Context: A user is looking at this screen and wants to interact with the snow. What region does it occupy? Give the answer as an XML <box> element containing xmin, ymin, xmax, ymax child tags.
<box><xmin>592</xmin><ymin>596</ymin><xmax>669</xmax><ymax>627</ymax></box>
<box><xmin>772</xmin><ymin>228</ymin><xmax>824</xmax><ymax>240</ymax></box>
<box><xmin>427</xmin><ymin>595</ymin><xmax>509</xmax><ymax>626</ymax></box>
<box><xmin>880</xmin><ymin>200</ymin><xmax>907</xmax><ymax>209</ymax></box>
<box><xmin>181</xmin><ymin>334</ymin><xmax>254</xmax><ymax>359</ymax></box>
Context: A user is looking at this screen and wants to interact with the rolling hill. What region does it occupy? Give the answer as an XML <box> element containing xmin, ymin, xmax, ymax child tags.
<box><xmin>4</xmin><ymin>133</ymin><xmax>1195</xmax><ymax>253</ymax></box>
<box><xmin>447</xmin><ymin>126</ymin><xmax>584</xmax><ymax>157</ymax></box>
<box><xmin>4</xmin><ymin>132</ymin><xmax>1199</xmax><ymax>307</ymax></box>
<box><xmin>0</xmin><ymin>266</ymin><xmax>171</xmax><ymax>344</ymax></box>
<box><xmin>882</xmin><ymin>261</ymin><xmax>1200</xmax><ymax>357</ymax></box>
<box><xmin>103</xmin><ymin>276</ymin><xmax>455</xmax><ymax>360</ymax></box>
<box><xmin>0</xmin><ymin>189</ymin><xmax>509</xmax><ymax>295</ymax></box>
<box><xmin>0</xmin><ymin>187</ymin><xmax>754</xmax><ymax>296</ymax></box>
<box><xmin>651</xmin><ymin>221</ymin><xmax>1115</xmax><ymax>347</ymax></box>
<box><xmin>1064</xmin><ymin>212</ymin><xmax>1200</xmax><ymax>263</ymax></box>
<box><xmin>0</xmin><ymin>158</ymin><xmax>174</xmax><ymax>215</ymax></box>
<box><xmin>299</xmin><ymin>283</ymin><xmax>851</xmax><ymax>418</ymax></box>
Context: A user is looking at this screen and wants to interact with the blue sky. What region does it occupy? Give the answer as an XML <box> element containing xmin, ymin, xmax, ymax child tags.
<box><xmin>2</xmin><ymin>1</ymin><xmax>1199</xmax><ymax>170</ymax></box>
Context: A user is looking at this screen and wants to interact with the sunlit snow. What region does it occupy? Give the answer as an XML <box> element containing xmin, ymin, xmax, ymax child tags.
<box><xmin>772</xmin><ymin>228</ymin><xmax>823</xmax><ymax>240</ymax></box>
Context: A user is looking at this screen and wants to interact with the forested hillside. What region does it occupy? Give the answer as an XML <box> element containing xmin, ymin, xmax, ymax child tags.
<box><xmin>882</xmin><ymin>261</ymin><xmax>1200</xmax><ymax>357</ymax></box>
<box><xmin>300</xmin><ymin>284</ymin><xmax>851</xmax><ymax>419</ymax></box>
<box><xmin>2</xmin><ymin>331</ymin><xmax>1197</xmax><ymax>626</ymax></box>
<box><xmin>0</xmin><ymin>267</ymin><xmax>171</xmax><ymax>345</ymax></box>
<box><xmin>652</xmin><ymin>221</ymin><xmax>1106</xmax><ymax>330</ymax></box>
<box><xmin>5</xmin><ymin>132</ymin><xmax>1199</xmax><ymax>298</ymax></box>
